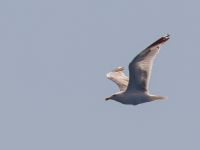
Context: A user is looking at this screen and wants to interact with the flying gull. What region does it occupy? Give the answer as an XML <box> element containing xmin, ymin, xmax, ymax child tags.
<box><xmin>106</xmin><ymin>35</ymin><xmax>170</xmax><ymax>105</ymax></box>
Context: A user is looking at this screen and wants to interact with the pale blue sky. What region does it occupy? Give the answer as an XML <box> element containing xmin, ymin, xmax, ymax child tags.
<box><xmin>0</xmin><ymin>0</ymin><xmax>200</xmax><ymax>149</ymax></box>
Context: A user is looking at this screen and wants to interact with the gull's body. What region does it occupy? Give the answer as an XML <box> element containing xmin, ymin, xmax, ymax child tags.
<box><xmin>106</xmin><ymin>35</ymin><xmax>169</xmax><ymax>105</ymax></box>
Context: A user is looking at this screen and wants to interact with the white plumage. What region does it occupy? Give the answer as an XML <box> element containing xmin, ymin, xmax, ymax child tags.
<box><xmin>106</xmin><ymin>35</ymin><xmax>170</xmax><ymax>105</ymax></box>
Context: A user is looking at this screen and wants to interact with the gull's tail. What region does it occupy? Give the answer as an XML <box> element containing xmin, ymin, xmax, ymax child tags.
<box><xmin>149</xmin><ymin>95</ymin><xmax>167</xmax><ymax>100</ymax></box>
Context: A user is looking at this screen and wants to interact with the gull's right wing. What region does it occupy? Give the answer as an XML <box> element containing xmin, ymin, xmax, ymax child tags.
<box><xmin>106</xmin><ymin>67</ymin><xmax>129</xmax><ymax>91</ymax></box>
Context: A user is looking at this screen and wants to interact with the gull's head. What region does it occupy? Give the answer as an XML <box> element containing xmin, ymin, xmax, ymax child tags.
<box><xmin>105</xmin><ymin>94</ymin><xmax>116</xmax><ymax>101</ymax></box>
<box><xmin>105</xmin><ymin>93</ymin><xmax>121</xmax><ymax>101</ymax></box>
<box><xmin>105</xmin><ymin>91</ymin><xmax>123</xmax><ymax>101</ymax></box>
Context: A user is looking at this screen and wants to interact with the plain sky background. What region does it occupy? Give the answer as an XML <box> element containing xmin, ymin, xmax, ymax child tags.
<box><xmin>0</xmin><ymin>0</ymin><xmax>200</xmax><ymax>149</ymax></box>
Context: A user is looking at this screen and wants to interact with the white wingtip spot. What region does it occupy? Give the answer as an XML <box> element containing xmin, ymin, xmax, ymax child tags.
<box><xmin>106</xmin><ymin>72</ymin><xmax>112</xmax><ymax>79</ymax></box>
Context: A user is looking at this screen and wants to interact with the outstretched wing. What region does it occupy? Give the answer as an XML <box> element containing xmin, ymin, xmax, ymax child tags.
<box><xmin>126</xmin><ymin>34</ymin><xmax>170</xmax><ymax>92</ymax></box>
<box><xmin>106</xmin><ymin>67</ymin><xmax>129</xmax><ymax>91</ymax></box>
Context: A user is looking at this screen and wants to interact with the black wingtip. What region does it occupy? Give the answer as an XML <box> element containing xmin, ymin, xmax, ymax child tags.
<box><xmin>147</xmin><ymin>34</ymin><xmax>170</xmax><ymax>49</ymax></box>
<box><xmin>159</xmin><ymin>34</ymin><xmax>170</xmax><ymax>43</ymax></box>
<box><xmin>112</xmin><ymin>66</ymin><xmax>124</xmax><ymax>72</ymax></box>
<box><xmin>163</xmin><ymin>34</ymin><xmax>170</xmax><ymax>40</ymax></box>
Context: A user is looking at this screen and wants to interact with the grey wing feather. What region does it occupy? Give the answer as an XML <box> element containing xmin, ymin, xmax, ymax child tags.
<box><xmin>126</xmin><ymin>34</ymin><xmax>170</xmax><ymax>92</ymax></box>
<box><xmin>106</xmin><ymin>67</ymin><xmax>129</xmax><ymax>91</ymax></box>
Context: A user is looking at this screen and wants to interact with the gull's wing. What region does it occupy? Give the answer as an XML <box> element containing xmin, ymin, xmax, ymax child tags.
<box><xmin>106</xmin><ymin>67</ymin><xmax>129</xmax><ymax>91</ymax></box>
<box><xmin>126</xmin><ymin>34</ymin><xmax>170</xmax><ymax>92</ymax></box>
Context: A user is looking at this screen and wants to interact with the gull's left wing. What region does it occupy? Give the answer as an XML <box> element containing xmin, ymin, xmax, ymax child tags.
<box><xmin>106</xmin><ymin>67</ymin><xmax>129</xmax><ymax>91</ymax></box>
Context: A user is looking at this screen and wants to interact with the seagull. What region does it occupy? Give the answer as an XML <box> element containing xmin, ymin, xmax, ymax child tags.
<box><xmin>106</xmin><ymin>35</ymin><xmax>170</xmax><ymax>105</ymax></box>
